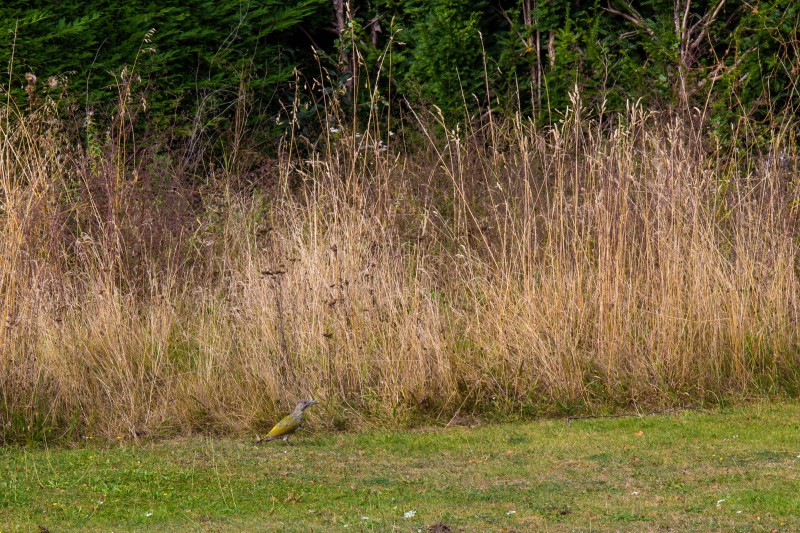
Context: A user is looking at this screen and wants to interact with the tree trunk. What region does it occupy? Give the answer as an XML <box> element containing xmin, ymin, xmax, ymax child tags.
<box><xmin>522</xmin><ymin>0</ymin><xmax>541</xmax><ymax>114</ymax></box>
<box><xmin>332</xmin><ymin>0</ymin><xmax>354</xmax><ymax>93</ymax></box>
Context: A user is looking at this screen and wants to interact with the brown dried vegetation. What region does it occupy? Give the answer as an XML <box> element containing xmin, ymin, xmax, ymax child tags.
<box><xmin>1</xmin><ymin>93</ymin><xmax>799</xmax><ymax>442</ymax></box>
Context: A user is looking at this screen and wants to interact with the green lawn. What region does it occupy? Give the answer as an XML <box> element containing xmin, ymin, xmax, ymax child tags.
<box><xmin>2</xmin><ymin>402</ymin><xmax>799</xmax><ymax>532</ymax></box>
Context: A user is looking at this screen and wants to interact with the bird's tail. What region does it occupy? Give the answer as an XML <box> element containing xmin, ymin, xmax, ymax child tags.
<box><xmin>255</xmin><ymin>436</ymin><xmax>273</xmax><ymax>444</ymax></box>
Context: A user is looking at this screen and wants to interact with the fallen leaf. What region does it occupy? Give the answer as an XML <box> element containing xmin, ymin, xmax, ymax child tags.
<box><xmin>634</xmin><ymin>430</ymin><xmax>644</xmax><ymax>437</ymax></box>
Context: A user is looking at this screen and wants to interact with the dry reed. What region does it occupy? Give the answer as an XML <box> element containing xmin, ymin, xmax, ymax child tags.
<box><xmin>1</xmin><ymin>89</ymin><xmax>798</xmax><ymax>442</ymax></box>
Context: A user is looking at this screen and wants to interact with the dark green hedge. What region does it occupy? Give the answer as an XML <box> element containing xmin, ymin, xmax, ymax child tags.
<box><xmin>2</xmin><ymin>0</ymin><xmax>798</xmax><ymax>139</ymax></box>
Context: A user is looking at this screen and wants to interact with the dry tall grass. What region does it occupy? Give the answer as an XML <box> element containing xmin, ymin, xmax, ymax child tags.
<box><xmin>1</xmin><ymin>94</ymin><xmax>798</xmax><ymax>442</ymax></box>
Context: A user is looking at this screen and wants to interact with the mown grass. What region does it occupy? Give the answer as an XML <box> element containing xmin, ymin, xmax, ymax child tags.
<box><xmin>3</xmin><ymin>401</ymin><xmax>799</xmax><ymax>531</ymax></box>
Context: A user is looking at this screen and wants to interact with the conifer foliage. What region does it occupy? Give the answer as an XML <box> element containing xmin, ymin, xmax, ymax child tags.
<box><xmin>1</xmin><ymin>1</ymin><xmax>798</xmax><ymax>134</ymax></box>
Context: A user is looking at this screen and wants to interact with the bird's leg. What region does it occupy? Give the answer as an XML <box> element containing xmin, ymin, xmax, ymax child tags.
<box><xmin>283</xmin><ymin>435</ymin><xmax>290</xmax><ymax>445</ymax></box>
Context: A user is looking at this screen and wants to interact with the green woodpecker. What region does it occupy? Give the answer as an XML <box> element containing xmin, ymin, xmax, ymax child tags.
<box><xmin>257</xmin><ymin>399</ymin><xmax>318</xmax><ymax>444</ymax></box>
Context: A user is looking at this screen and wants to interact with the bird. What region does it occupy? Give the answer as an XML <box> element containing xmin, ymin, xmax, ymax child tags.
<box><xmin>256</xmin><ymin>399</ymin><xmax>318</xmax><ymax>444</ymax></box>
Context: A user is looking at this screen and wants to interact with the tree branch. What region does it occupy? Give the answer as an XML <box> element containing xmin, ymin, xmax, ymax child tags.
<box><xmin>605</xmin><ymin>2</ymin><xmax>655</xmax><ymax>37</ymax></box>
<box><xmin>688</xmin><ymin>0</ymin><xmax>726</xmax><ymax>55</ymax></box>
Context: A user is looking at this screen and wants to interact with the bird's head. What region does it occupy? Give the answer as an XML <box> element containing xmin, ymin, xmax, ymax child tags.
<box><xmin>296</xmin><ymin>399</ymin><xmax>318</xmax><ymax>411</ymax></box>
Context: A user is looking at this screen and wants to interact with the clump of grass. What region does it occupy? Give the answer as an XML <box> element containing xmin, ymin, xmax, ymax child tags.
<box><xmin>1</xmin><ymin>74</ymin><xmax>799</xmax><ymax>442</ymax></box>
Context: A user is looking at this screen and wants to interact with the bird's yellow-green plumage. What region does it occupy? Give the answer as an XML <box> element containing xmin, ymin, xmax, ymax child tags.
<box><xmin>266</xmin><ymin>414</ymin><xmax>301</xmax><ymax>438</ymax></box>
<box><xmin>257</xmin><ymin>399</ymin><xmax>317</xmax><ymax>444</ymax></box>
